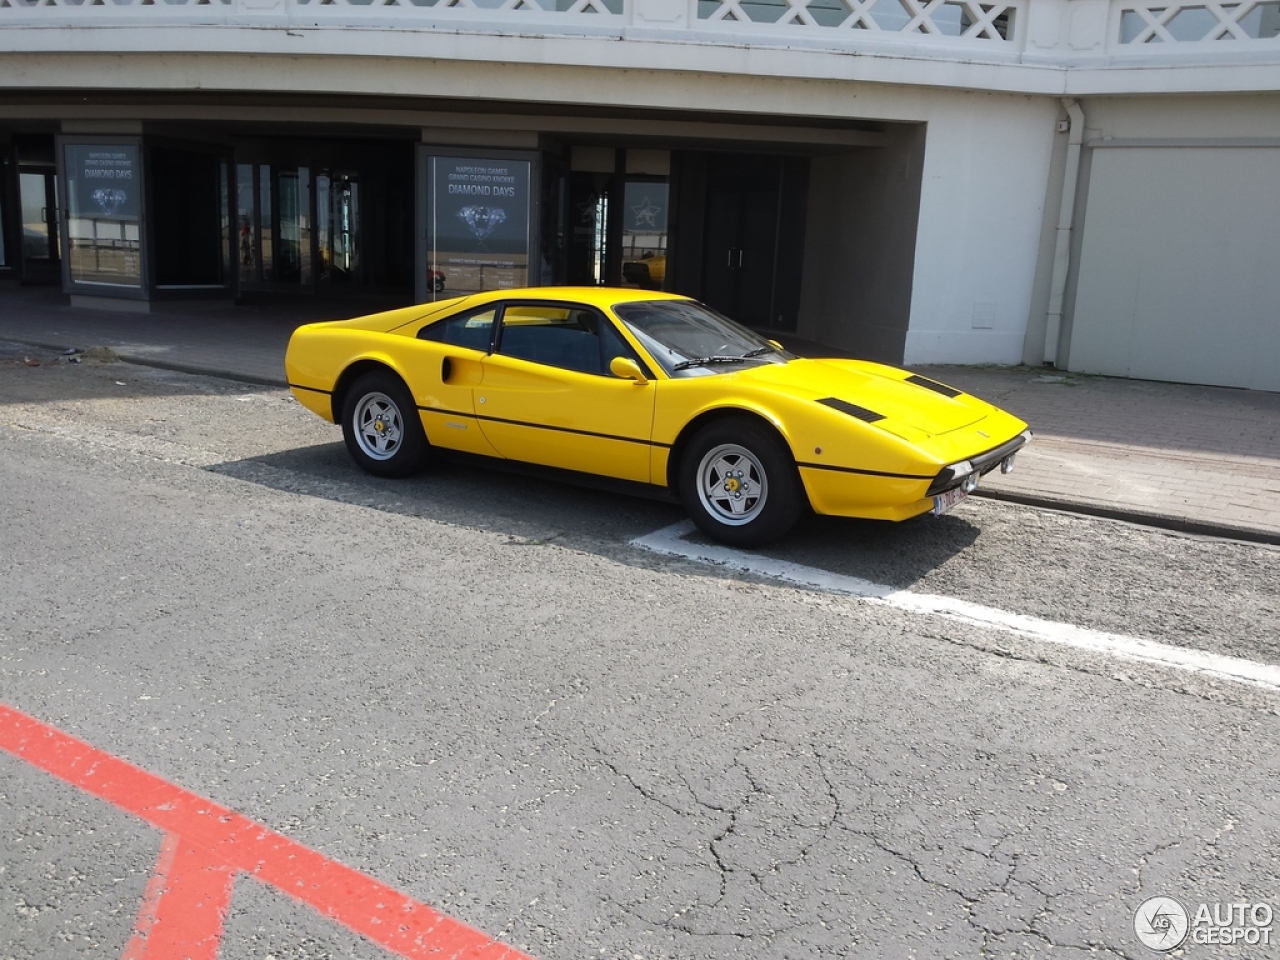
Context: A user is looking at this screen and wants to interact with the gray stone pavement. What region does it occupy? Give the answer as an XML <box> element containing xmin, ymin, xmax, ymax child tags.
<box><xmin>923</xmin><ymin>363</ymin><xmax>1280</xmax><ymax>544</ymax></box>
<box><xmin>2</xmin><ymin>282</ymin><xmax>1278</xmax><ymax>543</ymax></box>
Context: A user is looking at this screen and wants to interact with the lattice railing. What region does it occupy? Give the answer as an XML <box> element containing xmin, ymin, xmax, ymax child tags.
<box><xmin>1117</xmin><ymin>1</ymin><xmax>1280</xmax><ymax>43</ymax></box>
<box><xmin>696</xmin><ymin>0</ymin><xmax>1017</xmax><ymax>39</ymax></box>
<box><xmin>7</xmin><ymin>0</ymin><xmax>1280</xmax><ymax>52</ymax></box>
<box><xmin>0</xmin><ymin>0</ymin><xmax>624</xmax><ymax>10</ymax></box>
<box><xmin>0</xmin><ymin>0</ymin><xmax>1023</xmax><ymax>39</ymax></box>
<box><xmin>0</xmin><ymin>0</ymin><xmax>231</xmax><ymax>5</ymax></box>
<box><xmin>296</xmin><ymin>0</ymin><xmax>623</xmax><ymax>12</ymax></box>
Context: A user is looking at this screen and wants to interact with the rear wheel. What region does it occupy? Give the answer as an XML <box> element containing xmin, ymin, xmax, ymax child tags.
<box><xmin>341</xmin><ymin>371</ymin><xmax>430</xmax><ymax>478</ymax></box>
<box><xmin>679</xmin><ymin>418</ymin><xmax>804</xmax><ymax>547</ymax></box>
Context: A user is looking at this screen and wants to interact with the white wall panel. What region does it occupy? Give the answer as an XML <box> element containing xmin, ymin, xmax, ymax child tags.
<box><xmin>903</xmin><ymin>94</ymin><xmax>1057</xmax><ymax>365</ymax></box>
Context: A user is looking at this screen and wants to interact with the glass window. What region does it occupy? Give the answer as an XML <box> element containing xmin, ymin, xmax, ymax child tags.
<box><xmin>258</xmin><ymin>164</ymin><xmax>273</xmax><ymax>278</ymax></box>
<box><xmin>237</xmin><ymin>163</ymin><xmax>257</xmax><ymax>283</ymax></box>
<box><xmin>496</xmin><ymin>304</ymin><xmax>634</xmax><ymax>376</ymax></box>
<box><xmin>613</xmin><ymin>299</ymin><xmax>790</xmax><ymax>378</ymax></box>
<box><xmin>276</xmin><ymin>168</ymin><xmax>310</xmax><ymax>284</ymax></box>
<box><xmin>418</xmin><ymin>307</ymin><xmax>497</xmax><ymax>352</ymax></box>
<box><xmin>598</xmin><ymin>314</ymin><xmax>636</xmax><ymax>370</ymax></box>
<box><xmin>621</xmin><ymin>180</ymin><xmax>668</xmax><ymax>291</ymax></box>
<box><xmin>20</xmin><ymin>172</ymin><xmax>53</xmax><ymax>261</ymax></box>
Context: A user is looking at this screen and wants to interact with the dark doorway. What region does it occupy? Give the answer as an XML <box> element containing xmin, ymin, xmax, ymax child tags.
<box><xmin>235</xmin><ymin>140</ymin><xmax>414</xmax><ymax>298</ymax></box>
<box><xmin>696</xmin><ymin>153</ymin><xmax>808</xmax><ymax>331</ymax></box>
<box><xmin>151</xmin><ymin>146</ymin><xmax>227</xmax><ymax>289</ymax></box>
<box><xmin>566</xmin><ymin>169</ymin><xmax>614</xmax><ymax>287</ymax></box>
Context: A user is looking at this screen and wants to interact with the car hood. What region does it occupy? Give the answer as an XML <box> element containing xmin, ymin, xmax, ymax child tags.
<box><xmin>733</xmin><ymin>358</ymin><xmax>990</xmax><ymax>439</ymax></box>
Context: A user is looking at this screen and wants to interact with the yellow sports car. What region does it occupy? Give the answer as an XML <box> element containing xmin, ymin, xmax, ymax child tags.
<box><xmin>285</xmin><ymin>287</ymin><xmax>1029</xmax><ymax>546</ymax></box>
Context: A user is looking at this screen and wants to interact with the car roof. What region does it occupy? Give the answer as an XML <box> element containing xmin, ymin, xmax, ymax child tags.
<box><xmin>446</xmin><ymin>286</ymin><xmax>692</xmax><ymax>311</ymax></box>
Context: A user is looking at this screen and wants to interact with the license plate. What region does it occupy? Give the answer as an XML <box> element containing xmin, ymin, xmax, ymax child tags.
<box><xmin>932</xmin><ymin>486</ymin><xmax>969</xmax><ymax>516</ymax></box>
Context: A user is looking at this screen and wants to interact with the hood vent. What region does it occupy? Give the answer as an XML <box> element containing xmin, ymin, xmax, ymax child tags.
<box><xmin>818</xmin><ymin>397</ymin><xmax>886</xmax><ymax>423</ymax></box>
<box><xmin>905</xmin><ymin>374</ymin><xmax>962</xmax><ymax>398</ymax></box>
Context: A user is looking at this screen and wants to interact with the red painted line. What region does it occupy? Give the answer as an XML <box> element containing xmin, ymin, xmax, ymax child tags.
<box><xmin>0</xmin><ymin>703</ymin><xmax>535</xmax><ymax>960</ymax></box>
<box><xmin>121</xmin><ymin>833</ymin><xmax>182</xmax><ymax>960</ymax></box>
<box><xmin>131</xmin><ymin>837</ymin><xmax>236</xmax><ymax>960</ymax></box>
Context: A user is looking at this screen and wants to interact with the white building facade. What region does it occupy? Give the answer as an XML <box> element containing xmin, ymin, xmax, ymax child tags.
<box><xmin>2</xmin><ymin>0</ymin><xmax>1278</xmax><ymax>389</ymax></box>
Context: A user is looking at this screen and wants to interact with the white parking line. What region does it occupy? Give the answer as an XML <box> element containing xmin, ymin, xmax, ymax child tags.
<box><xmin>632</xmin><ymin>522</ymin><xmax>1280</xmax><ymax>694</ymax></box>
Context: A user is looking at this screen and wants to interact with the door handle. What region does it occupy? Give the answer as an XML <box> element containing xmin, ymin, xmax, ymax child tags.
<box><xmin>737</xmin><ymin>249</ymin><xmax>744</xmax><ymax>268</ymax></box>
<box><xmin>727</xmin><ymin>248</ymin><xmax>734</xmax><ymax>268</ymax></box>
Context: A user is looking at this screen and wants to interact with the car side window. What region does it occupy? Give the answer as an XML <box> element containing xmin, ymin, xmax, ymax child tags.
<box><xmin>598</xmin><ymin>315</ymin><xmax>636</xmax><ymax>370</ymax></box>
<box><xmin>417</xmin><ymin>308</ymin><xmax>497</xmax><ymax>351</ymax></box>
<box><xmin>496</xmin><ymin>305</ymin><xmax>637</xmax><ymax>377</ymax></box>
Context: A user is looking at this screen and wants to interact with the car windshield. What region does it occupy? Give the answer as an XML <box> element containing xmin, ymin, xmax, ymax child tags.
<box><xmin>611</xmin><ymin>300</ymin><xmax>791</xmax><ymax>378</ymax></box>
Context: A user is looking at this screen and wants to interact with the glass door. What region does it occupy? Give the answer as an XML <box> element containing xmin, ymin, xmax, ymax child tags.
<box><xmin>19</xmin><ymin>167</ymin><xmax>60</xmax><ymax>284</ymax></box>
<box><xmin>698</xmin><ymin>153</ymin><xmax>808</xmax><ymax>331</ymax></box>
<box><xmin>275</xmin><ymin>167</ymin><xmax>311</xmax><ymax>285</ymax></box>
<box><xmin>620</xmin><ymin>179</ymin><xmax>668</xmax><ymax>291</ymax></box>
<box><xmin>236</xmin><ymin>162</ymin><xmax>312</xmax><ymax>291</ymax></box>
<box><xmin>317</xmin><ymin>171</ymin><xmax>360</xmax><ymax>287</ymax></box>
<box><xmin>567</xmin><ymin>171</ymin><xmax>612</xmax><ymax>286</ymax></box>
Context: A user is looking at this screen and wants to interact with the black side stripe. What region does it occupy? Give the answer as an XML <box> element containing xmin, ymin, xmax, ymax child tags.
<box><xmin>289</xmin><ymin>383</ymin><xmax>332</xmax><ymax>396</ymax></box>
<box><xmin>420</xmin><ymin>406</ymin><xmax>672</xmax><ymax>450</ymax></box>
<box><xmin>796</xmin><ymin>461</ymin><xmax>933</xmax><ymax>480</ymax></box>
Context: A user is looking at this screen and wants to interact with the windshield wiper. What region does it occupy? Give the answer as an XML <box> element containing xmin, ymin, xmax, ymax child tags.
<box><xmin>672</xmin><ymin>346</ymin><xmax>776</xmax><ymax>371</ymax></box>
<box><xmin>672</xmin><ymin>355</ymin><xmax>752</xmax><ymax>371</ymax></box>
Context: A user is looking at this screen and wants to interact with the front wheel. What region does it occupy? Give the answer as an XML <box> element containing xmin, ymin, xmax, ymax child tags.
<box><xmin>679</xmin><ymin>418</ymin><xmax>804</xmax><ymax>547</ymax></box>
<box><xmin>341</xmin><ymin>371</ymin><xmax>430</xmax><ymax>478</ymax></box>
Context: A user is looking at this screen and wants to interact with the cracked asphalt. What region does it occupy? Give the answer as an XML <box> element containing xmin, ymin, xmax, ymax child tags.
<box><xmin>2</xmin><ymin>345</ymin><xmax>1278</xmax><ymax>959</ymax></box>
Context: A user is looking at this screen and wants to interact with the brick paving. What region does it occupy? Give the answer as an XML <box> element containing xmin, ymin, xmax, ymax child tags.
<box><xmin>2</xmin><ymin>283</ymin><xmax>1277</xmax><ymax>543</ymax></box>
<box><xmin>918</xmin><ymin>364</ymin><xmax>1280</xmax><ymax>543</ymax></box>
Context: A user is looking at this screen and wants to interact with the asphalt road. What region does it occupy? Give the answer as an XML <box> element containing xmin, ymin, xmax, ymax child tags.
<box><xmin>2</xmin><ymin>345</ymin><xmax>1278</xmax><ymax>959</ymax></box>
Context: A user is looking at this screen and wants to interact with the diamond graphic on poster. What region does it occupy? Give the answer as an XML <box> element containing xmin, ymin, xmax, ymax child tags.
<box><xmin>456</xmin><ymin>205</ymin><xmax>507</xmax><ymax>241</ymax></box>
<box><xmin>92</xmin><ymin>188</ymin><xmax>128</xmax><ymax>217</ymax></box>
<box><xmin>427</xmin><ymin>155</ymin><xmax>531</xmax><ymax>295</ymax></box>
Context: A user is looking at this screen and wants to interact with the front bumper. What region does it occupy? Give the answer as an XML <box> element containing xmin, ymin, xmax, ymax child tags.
<box><xmin>925</xmin><ymin>429</ymin><xmax>1032</xmax><ymax>497</ymax></box>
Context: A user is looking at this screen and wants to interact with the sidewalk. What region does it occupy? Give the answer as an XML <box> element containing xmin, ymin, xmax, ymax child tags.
<box><xmin>3</xmin><ymin>284</ymin><xmax>1278</xmax><ymax>544</ymax></box>
<box><xmin>915</xmin><ymin>364</ymin><xmax>1280</xmax><ymax>544</ymax></box>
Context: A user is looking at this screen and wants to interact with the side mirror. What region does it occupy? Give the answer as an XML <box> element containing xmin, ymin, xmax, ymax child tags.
<box><xmin>609</xmin><ymin>356</ymin><xmax>649</xmax><ymax>384</ymax></box>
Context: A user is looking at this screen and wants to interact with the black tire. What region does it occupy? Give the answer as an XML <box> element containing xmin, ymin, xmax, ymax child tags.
<box><xmin>340</xmin><ymin>371</ymin><xmax>430</xmax><ymax>478</ymax></box>
<box><xmin>679</xmin><ymin>417</ymin><xmax>804</xmax><ymax>547</ymax></box>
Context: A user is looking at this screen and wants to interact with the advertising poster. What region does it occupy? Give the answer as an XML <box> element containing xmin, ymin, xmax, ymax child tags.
<box><xmin>64</xmin><ymin>143</ymin><xmax>143</xmax><ymax>288</ymax></box>
<box><xmin>428</xmin><ymin>157</ymin><xmax>530</xmax><ymax>296</ymax></box>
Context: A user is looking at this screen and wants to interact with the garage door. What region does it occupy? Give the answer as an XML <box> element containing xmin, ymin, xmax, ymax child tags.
<box><xmin>1067</xmin><ymin>144</ymin><xmax>1280</xmax><ymax>391</ymax></box>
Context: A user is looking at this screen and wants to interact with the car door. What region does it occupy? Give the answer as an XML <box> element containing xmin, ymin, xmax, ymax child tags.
<box><xmin>409</xmin><ymin>305</ymin><xmax>501</xmax><ymax>457</ymax></box>
<box><xmin>475</xmin><ymin>302</ymin><xmax>656</xmax><ymax>482</ymax></box>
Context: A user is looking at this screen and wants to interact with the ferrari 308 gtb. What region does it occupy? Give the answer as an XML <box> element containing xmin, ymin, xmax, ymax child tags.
<box><xmin>285</xmin><ymin>287</ymin><xmax>1030</xmax><ymax>545</ymax></box>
